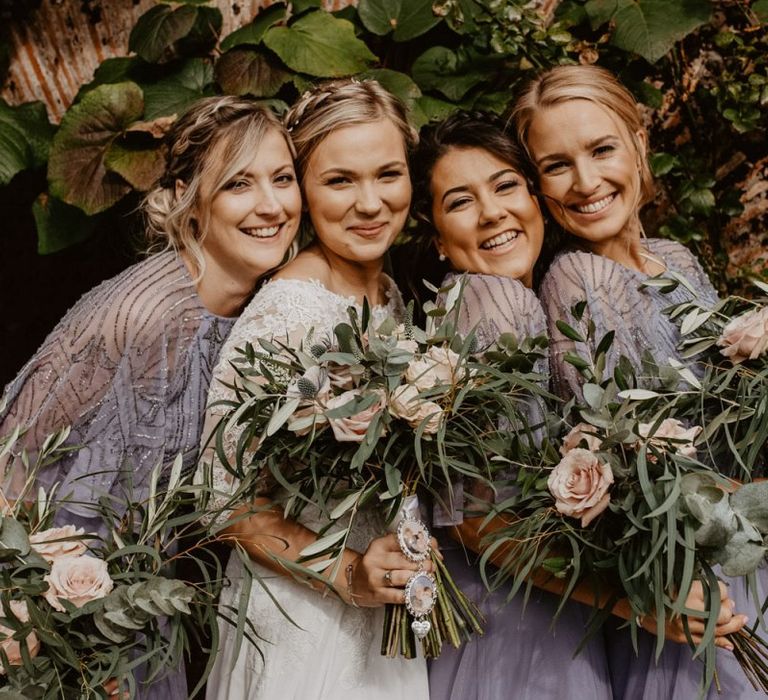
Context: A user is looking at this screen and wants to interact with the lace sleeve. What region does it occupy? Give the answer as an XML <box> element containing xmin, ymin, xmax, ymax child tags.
<box><xmin>197</xmin><ymin>279</ymin><xmax>338</xmax><ymax>527</ymax></box>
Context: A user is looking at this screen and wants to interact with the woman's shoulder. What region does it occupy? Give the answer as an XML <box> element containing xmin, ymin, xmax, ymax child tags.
<box><xmin>540</xmin><ymin>248</ymin><xmax>614</xmax><ymax>292</ymax></box>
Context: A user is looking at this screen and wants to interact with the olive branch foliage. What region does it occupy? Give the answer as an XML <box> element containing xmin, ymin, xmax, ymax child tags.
<box><xmin>479</xmin><ymin>298</ymin><xmax>768</xmax><ymax>695</ymax></box>
<box><xmin>0</xmin><ymin>416</ymin><xmax>232</xmax><ymax>699</ymax></box>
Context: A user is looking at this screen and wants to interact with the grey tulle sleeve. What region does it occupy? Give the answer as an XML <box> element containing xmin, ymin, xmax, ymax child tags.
<box><xmin>0</xmin><ymin>253</ymin><xmax>232</xmax><ymax>523</ymax></box>
<box><xmin>540</xmin><ymin>240</ymin><xmax>720</xmax><ymax>401</ymax></box>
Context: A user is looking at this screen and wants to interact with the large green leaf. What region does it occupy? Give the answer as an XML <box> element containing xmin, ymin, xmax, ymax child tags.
<box><xmin>411</xmin><ymin>46</ymin><xmax>487</xmax><ymax>101</ymax></box>
<box><xmin>48</xmin><ymin>82</ymin><xmax>143</xmax><ymax>215</ymax></box>
<box><xmin>584</xmin><ymin>0</ymin><xmax>618</xmax><ymax>29</ymax></box>
<box><xmin>215</xmin><ymin>49</ymin><xmax>292</xmax><ymax>97</ymax></box>
<box><xmin>104</xmin><ymin>138</ymin><xmax>166</xmax><ymax>192</ymax></box>
<box><xmin>0</xmin><ymin>99</ymin><xmax>54</xmax><ymax>185</ymax></box>
<box><xmin>754</xmin><ymin>0</ymin><xmax>768</xmax><ymax>21</ymax></box>
<box><xmin>129</xmin><ymin>5</ymin><xmax>198</xmax><ymax>63</ymax></box>
<box><xmin>176</xmin><ymin>6</ymin><xmax>223</xmax><ymax>56</ymax></box>
<box><xmin>358</xmin><ymin>0</ymin><xmax>441</xmax><ymax>42</ymax></box>
<box><xmin>360</xmin><ymin>68</ymin><xmax>422</xmax><ymax>111</ymax></box>
<box><xmin>220</xmin><ymin>4</ymin><xmax>288</xmax><ymax>51</ymax></box>
<box><xmin>32</xmin><ymin>193</ymin><xmax>102</xmax><ymax>254</ymax></box>
<box><xmin>142</xmin><ymin>58</ymin><xmax>214</xmax><ymax>120</ymax></box>
<box><xmin>609</xmin><ymin>0</ymin><xmax>712</xmax><ymax>64</ymax></box>
<box><xmin>263</xmin><ymin>11</ymin><xmax>376</xmax><ymax>77</ymax></box>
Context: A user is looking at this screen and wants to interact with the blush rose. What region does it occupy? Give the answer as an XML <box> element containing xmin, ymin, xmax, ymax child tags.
<box><xmin>0</xmin><ymin>601</ymin><xmax>40</xmax><ymax>673</ymax></box>
<box><xmin>717</xmin><ymin>306</ymin><xmax>768</xmax><ymax>364</ymax></box>
<box><xmin>324</xmin><ymin>390</ymin><xmax>386</xmax><ymax>443</ymax></box>
<box><xmin>44</xmin><ymin>555</ymin><xmax>114</xmax><ymax>612</ymax></box>
<box><xmin>29</xmin><ymin>525</ymin><xmax>88</xmax><ymax>562</ymax></box>
<box><xmin>548</xmin><ymin>448</ymin><xmax>614</xmax><ymax>527</ymax></box>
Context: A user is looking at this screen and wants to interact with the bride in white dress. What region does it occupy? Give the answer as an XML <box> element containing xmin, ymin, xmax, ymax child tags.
<box><xmin>198</xmin><ymin>79</ymin><xmax>430</xmax><ymax>700</ymax></box>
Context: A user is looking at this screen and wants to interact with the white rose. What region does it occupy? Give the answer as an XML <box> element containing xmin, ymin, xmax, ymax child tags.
<box><xmin>29</xmin><ymin>525</ymin><xmax>88</xmax><ymax>562</ymax></box>
<box><xmin>560</xmin><ymin>422</ymin><xmax>602</xmax><ymax>456</ymax></box>
<box><xmin>44</xmin><ymin>555</ymin><xmax>114</xmax><ymax>611</ymax></box>
<box><xmin>0</xmin><ymin>601</ymin><xmax>40</xmax><ymax>673</ymax></box>
<box><xmin>405</xmin><ymin>346</ymin><xmax>460</xmax><ymax>390</ymax></box>
<box><xmin>638</xmin><ymin>418</ymin><xmax>701</xmax><ymax>459</ymax></box>
<box><xmin>390</xmin><ymin>384</ymin><xmax>443</xmax><ymax>434</ymax></box>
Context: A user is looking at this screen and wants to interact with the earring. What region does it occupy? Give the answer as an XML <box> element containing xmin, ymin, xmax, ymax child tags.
<box><xmin>438</xmin><ymin>253</ymin><xmax>446</xmax><ymax>262</ymax></box>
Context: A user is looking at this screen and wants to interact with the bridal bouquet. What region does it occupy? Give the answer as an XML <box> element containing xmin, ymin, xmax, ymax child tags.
<box><xmin>204</xmin><ymin>283</ymin><xmax>548</xmax><ymax>658</ymax></box>
<box><xmin>484</xmin><ymin>314</ymin><xmax>768</xmax><ymax>694</ymax></box>
<box><xmin>651</xmin><ymin>275</ymin><xmax>768</xmax><ymax>476</ymax></box>
<box><xmin>0</xmin><ymin>423</ymin><xmax>212</xmax><ymax>698</ymax></box>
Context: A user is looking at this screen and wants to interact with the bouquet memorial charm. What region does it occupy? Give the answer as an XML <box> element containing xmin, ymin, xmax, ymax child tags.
<box><xmin>397</xmin><ymin>517</ymin><xmax>436</xmax><ymax>640</ymax></box>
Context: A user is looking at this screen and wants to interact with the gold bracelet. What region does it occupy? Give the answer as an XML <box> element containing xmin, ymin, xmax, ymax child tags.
<box><xmin>345</xmin><ymin>559</ymin><xmax>360</xmax><ymax>608</ymax></box>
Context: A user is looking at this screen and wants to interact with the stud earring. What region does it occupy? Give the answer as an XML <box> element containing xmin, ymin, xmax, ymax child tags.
<box><xmin>438</xmin><ymin>253</ymin><xmax>446</xmax><ymax>262</ymax></box>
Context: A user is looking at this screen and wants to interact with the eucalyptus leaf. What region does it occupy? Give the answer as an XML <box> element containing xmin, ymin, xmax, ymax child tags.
<box><xmin>731</xmin><ymin>482</ymin><xmax>768</xmax><ymax>534</ymax></box>
<box><xmin>299</xmin><ymin>528</ymin><xmax>347</xmax><ymax>558</ymax></box>
<box><xmin>0</xmin><ymin>517</ymin><xmax>30</xmax><ymax>556</ymax></box>
<box><xmin>263</xmin><ymin>12</ymin><xmax>375</xmax><ymax>78</ymax></box>
<box><xmin>713</xmin><ymin>529</ymin><xmax>767</xmax><ymax>577</ymax></box>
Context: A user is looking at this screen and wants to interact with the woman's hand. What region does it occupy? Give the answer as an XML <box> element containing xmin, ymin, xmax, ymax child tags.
<box><xmin>638</xmin><ymin>581</ymin><xmax>747</xmax><ymax>650</ymax></box>
<box><xmin>345</xmin><ymin>534</ymin><xmax>439</xmax><ymax>608</ymax></box>
<box><xmin>103</xmin><ymin>678</ymin><xmax>127</xmax><ymax>699</ymax></box>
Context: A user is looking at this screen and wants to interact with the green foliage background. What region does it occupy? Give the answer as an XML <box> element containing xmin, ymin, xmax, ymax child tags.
<box><xmin>0</xmin><ymin>0</ymin><xmax>766</xmax><ymax>294</ymax></box>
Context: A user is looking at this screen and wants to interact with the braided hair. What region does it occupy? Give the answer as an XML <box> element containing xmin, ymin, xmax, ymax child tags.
<box><xmin>284</xmin><ymin>79</ymin><xmax>418</xmax><ymax>183</ymax></box>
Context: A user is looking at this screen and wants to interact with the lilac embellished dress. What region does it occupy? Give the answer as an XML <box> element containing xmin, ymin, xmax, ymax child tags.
<box><xmin>0</xmin><ymin>251</ymin><xmax>237</xmax><ymax>700</ymax></box>
<box><xmin>428</xmin><ymin>273</ymin><xmax>613</xmax><ymax>700</ymax></box>
<box><xmin>540</xmin><ymin>238</ymin><xmax>765</xmax><ymax>699</ymax></box>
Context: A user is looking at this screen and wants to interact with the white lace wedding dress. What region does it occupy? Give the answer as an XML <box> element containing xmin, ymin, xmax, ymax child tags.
<box><xmin>199</xmin><ymin>277</ymin><xmax>429</xmax><ymax>700</ymax></box>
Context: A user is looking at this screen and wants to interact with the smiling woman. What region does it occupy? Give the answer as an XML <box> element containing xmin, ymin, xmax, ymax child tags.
<box><xmin>513</xmin><ymin>64</ymin><xmax>762</xmax><ymax>700</ymax></box>
<box><xmin>197</xmin><ymin>79</ymin><xmax>429</xmax><ymax>700</ymax></box>
<box><xmin>0</xmin><ymin>95</ymin><xmax>301</xmax><ymax>699</ymax></box>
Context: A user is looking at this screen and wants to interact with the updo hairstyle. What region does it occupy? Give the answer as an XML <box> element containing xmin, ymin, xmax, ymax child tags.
<box><xmin>144</xmin><ymin>96</ymin><xmax>290</xmax><ymax>278</ymax></box>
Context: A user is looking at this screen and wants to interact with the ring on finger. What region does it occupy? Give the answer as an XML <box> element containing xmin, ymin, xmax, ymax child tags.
<box><xmin>384</xmin><ymin>570</ymin><xmax>394</xmax><ymax>587</ymax></box>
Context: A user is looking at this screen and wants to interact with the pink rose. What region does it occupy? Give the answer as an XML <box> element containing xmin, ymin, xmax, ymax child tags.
<box><xmin>548</xmin><ymin>448</ymin><xmax>614</xmax><ymax>527</ymax></box>
<box><xmin>717</xmin><ymin>306</ymin><xmax>768</xmax><ymax>364</ymax></box>
<box><xmin>0</xmin><ymin>600</ymin><xmax>40</xmax><ymax>672</ymax></box>
<box><xmin>44</xmin><ymin>555</ymin><xmax>114</xmax><ymax>611</ymax></box>
<box><xmin>324</xmin><ymin>390</ymin><xmax>386</xmax><ymax>443</ymax></box>
<box><xmin>29</xmin><ymin>525</ymin><xmax>88</xmax><ymax>562</ymax></box>
<box><xmin>560</xmin><ymin>422</ymin><xmax>602</xmax><ymax>456</ymax></box>
<box><xmin>406</xmin><ymin>346</ymin><xmax>461</xmax><ymax>391</ymax></box>
<box><xmin>638</xmin><ymin>418</ymin><xmax>701</xmax><ymax>459</ymax></box>
<box><xmin>389</xmin><ymin>384</ymin><xmax>443</xmax><ymax>434</ymax></box>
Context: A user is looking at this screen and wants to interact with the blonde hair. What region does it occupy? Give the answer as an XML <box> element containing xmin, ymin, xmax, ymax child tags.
<box><xmin>143</xmin><ymin>96</ymin><xmax>292</xmax><ymax>279</ymax></box>
<box><xmin>512</xmin><ymin>64</ymin><xmax>654</xmax><ymax>208</ymax></box>
<box><xmin>284</xmin><ymin>79</ymin><xmax>418</xmax><ymax>183</ymax></box>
